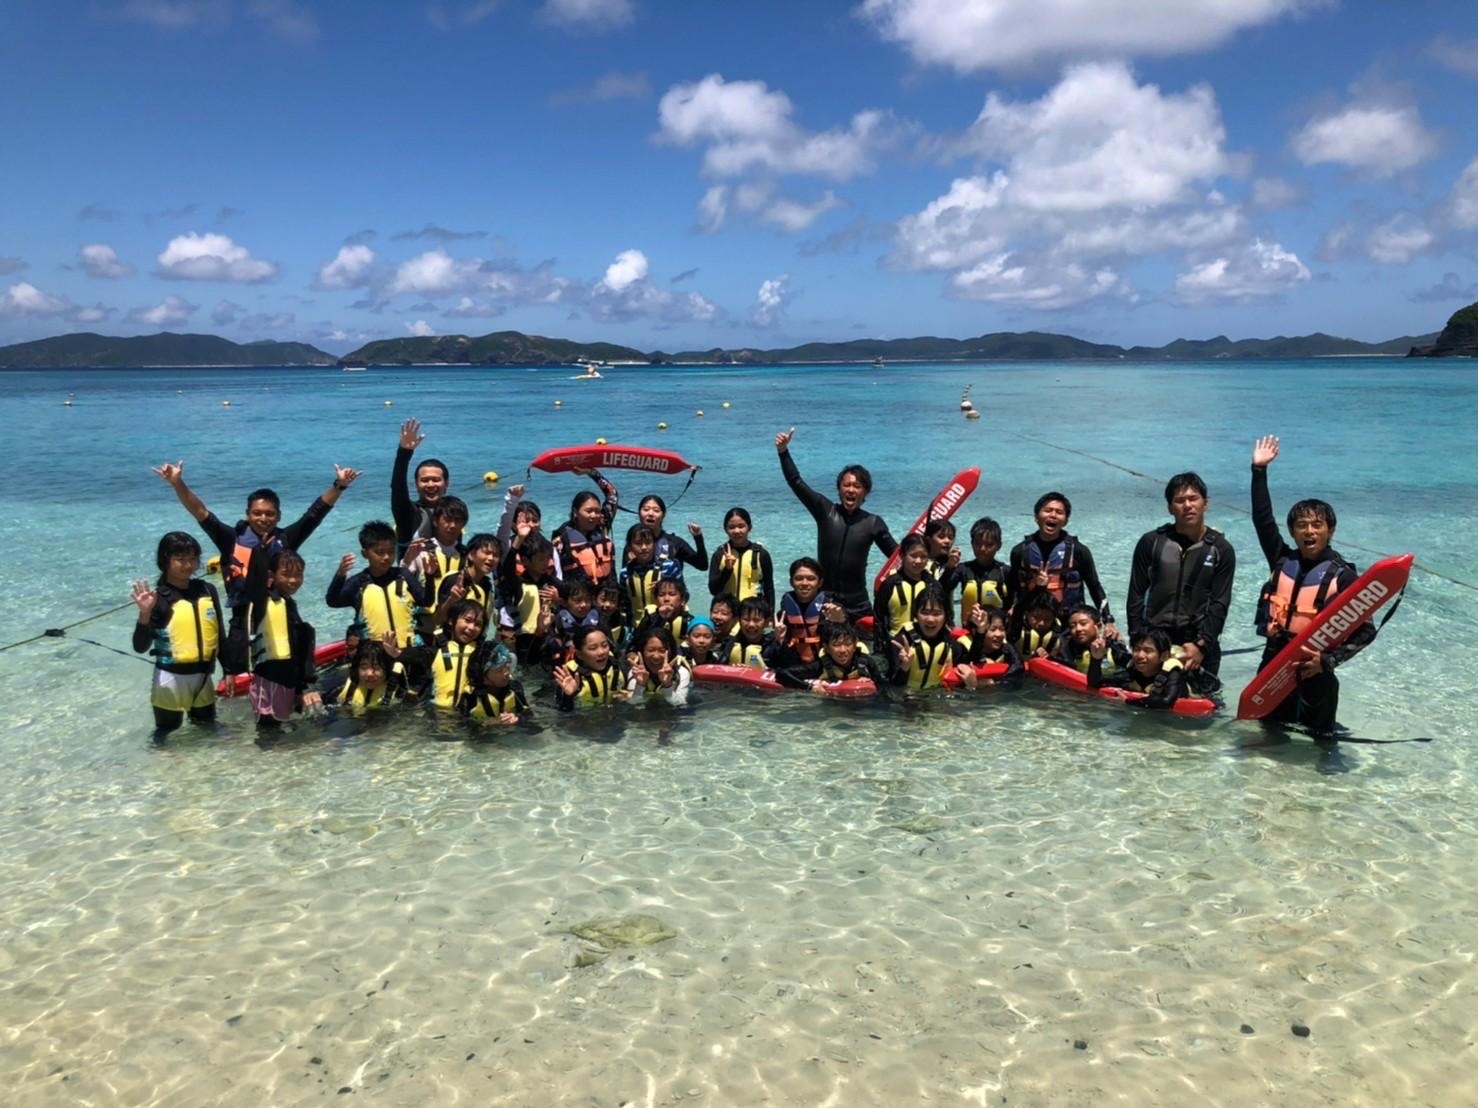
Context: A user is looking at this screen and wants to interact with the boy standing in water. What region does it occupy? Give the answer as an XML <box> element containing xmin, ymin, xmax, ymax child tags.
<box><xmin>1250</xmin><ymin>435</ymin><xmax>1376</xmax><ymax>737</ymax></box>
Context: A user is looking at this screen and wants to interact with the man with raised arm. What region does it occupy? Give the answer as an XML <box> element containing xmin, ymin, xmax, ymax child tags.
<box><xmin>391</xmin><ymin>417</ymin><xmax>453</xmax><ymax>556</ymax></box>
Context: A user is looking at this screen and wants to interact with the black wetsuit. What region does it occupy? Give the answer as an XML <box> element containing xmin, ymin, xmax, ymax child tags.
<box><xmin>1126</xmin><ymin>524</ymin><xmax>1236</xmax><ymax>677</ymax></box>
<box><xmin>1008</xmin><ymin>531</ymin><xmax>1112</xmax><ymax>630</ymax></box>
<box><xmin>1251</xmin><ymin>464</ymin><xmax>1374</xmax><ymax>735</ymax></box>
<box><xmin>967</xmin><ymin>641</ymin><xmax>1025</xmax><ymax>684</ymax></box>
<box><xmin>774</xmin><ymin>651</ymin><xmax>885</xmax><ymax>690</ymax></box>
<box><xmin>654</xmin><ymin>530</ymin><xmax>708</xmax><ymax>581</ymax></box>
<box><xmin>779</xmin><ymin>449</ymin><xmax>896</xmax><ymax>617</ymax></box>
<box><xmin>197</xmin><ymin>497</ymin><xmax>332</xmax><ymax>615</ymax></box>
<box><xmin>391</xmin><ymin>446</ymin><xmax>441</xmax><ymax>556</ymax></box>
<box><xmin>1088</xmin><ymin>658</ymin><xmax>1188</xmax><ymax>711</ymax></box>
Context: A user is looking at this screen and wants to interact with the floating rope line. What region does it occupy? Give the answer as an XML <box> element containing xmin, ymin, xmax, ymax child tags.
<box><xmin>0</xmin><ymin>601</ymin><xmax>137</xmax><ymax>654</ymax></box>
<box><xmin>1008</xmin><ymin>431</ymin><xmax>1477</xmax><ymax>593</ymax></box>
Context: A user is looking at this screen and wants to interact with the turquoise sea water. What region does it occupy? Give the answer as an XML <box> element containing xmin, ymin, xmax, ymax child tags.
<box><xmin>2</xmin><ymin>360</ymin><xmax>1476</xmax><ymax>1104</ymax></box>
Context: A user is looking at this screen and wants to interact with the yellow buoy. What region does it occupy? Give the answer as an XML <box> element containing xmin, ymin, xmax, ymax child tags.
<box><xmin>722</xmin><ymin>401</ymin><xmax>731</xmax><ymax>409</ymax></box>
<box><xmin>695</xmin><ymin>409</ymin><xmax>704</xmax><ymax>417</ymax></box>
<box><xmin>657</xmin><ymin>422</ymin><xmax>668</xmax><ymax>431</ymax></box>
<box><xmin>483</xmin><ymin>471</ymin><xmax>499</xmax><ymax>484</ymax></box>
<box><xmin>206</xmin><ymin>555</ymin><xmax>221</xmax><ymax>575</ymax></box>
<box><xmin>595</xmin><ymin>437</ymin><xmax>608</xmax><ymax>445</ymax></box>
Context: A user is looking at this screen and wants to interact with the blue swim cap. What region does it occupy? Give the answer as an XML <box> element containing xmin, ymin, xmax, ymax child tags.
<box><xmin>688</xmin><ymin>616</ymin><xmax>715</xmax><ymax>633</ymax></box>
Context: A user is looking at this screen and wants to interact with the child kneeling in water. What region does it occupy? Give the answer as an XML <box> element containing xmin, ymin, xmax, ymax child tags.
<box><xmin>967</xmin><ymin>607</ymin><xmax>1024</xmax><ymax>684</ymax></box>
<box><xmin>627</xmin><ymin>626</ymin><xmax>692</xmax><ymax>706</ymax></box>
<box><xmin>1088</xmin><ymin>628</ymin><xmax>1188</xmax><ymax>710</ymax></box>
<box><xmin>553</xmin><ymin>623</ymin><xmax>627</xmax><ymax>710</ymax></box>
<box><xmin>329</xmin><ymin>637</ymin><xmax>408</xmax><ymax>712</ymax></box>
<box><xmin>775</xmin><ymin>622</ymin><xmax>885</xmax><ymax>693</ymax></box>
<box><xmin>891</xmin><ymin>585</ymin><xmax>977</xmax><ymax>690</ymax></box>
<box><xmin>459</xmin><ymin>641</ymin><xmax>531</xmax><ymax>723</ymax></box>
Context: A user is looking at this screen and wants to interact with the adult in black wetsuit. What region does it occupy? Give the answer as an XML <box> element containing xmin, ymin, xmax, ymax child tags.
<box><xmin>775</xmin><ymin>427</ymin><xmax>896</xmax><ymax>618</ymax></box>
<box><xmin>1007</xmin><ymin>492</ymin><xmax>1114</xmax><ymax>635</ymax></box>
<box><xmin>1125</xmin><ymin>471</ymin><xmax>1235</xmax><ymax>682</ymax></box>
<box><xmin>391</xmin><ymin>418</ymin><xmax>451</xmax><ymax>555</ymax></box>
<box><xmin>1249</xmin><ymin>434</ymin><xmax>1375</xmax><ymax>737</ymax></box>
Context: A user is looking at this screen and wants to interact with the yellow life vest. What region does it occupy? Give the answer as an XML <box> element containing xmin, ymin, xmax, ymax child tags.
<box><xmin>904</xmin><ymin>633</ymin><xmax>963</xmax><ymax>690</ymax></box>
<box><xmin>155</xmin><ymin>591</ymin><xmax>220</xmax><ymax>666</ymax></box>
<box><xmin>880</xmin><ymin>576</ymin><xmax>928</xmax><ymax>638</ymax></box>
<box><xmin>466</xmin><ymin>685</ymin><xmax>523</xmax><ymax>719</ymax></box>
<box><xmin>1015</xmin><ymin>627</ymin><xmax>1057</xmax><ymax>657</ymax></box>
<box><xmin>434</xmin><ymin>545</ymin><xmax>465</xmax><ymax>585</ymax></box>
<box><xmin>253</xmin><ymin>597</ymin><xmax>294</xmax><ymax>664</ymax></box>
<box><xmin>563</xmin><ymin>659</ymin><xmax>617</xmax><ymax>708</ymax></box>
<box><xmin>624</xmin><ymin>564</ymin><xmax>660</xmax><ymax>616</ymax></box>
<box><xmin>724</xmin><ymin>638</ymin><xmax>768</xmax><ymax>667</ymax></box>
<box><xmin>431</xmin><ymin>641</ymin><xmax>479</xmax><ymax>708</ymax></box>
<box><xmin>362</xmin><ymin>578</ymin><xmax>419</xmax><ymax>648</ymax></box>
<box><xmin>1126</xmin><ymin>656</ymin><xmax>1183</xmax><ymax>693</ymax></box>
<box><xmin>342</xmin><ymin>673</ymin><xmax>401</xmax><ymax>711</ymax></box>
<box><xmin>717</xmin><ymin>545</ymin><xmax>766</xmax><ymax>602</ymax></box>
<box><xmin>511</xmin><ymin>580</ymin><xmax>541</xmax><ymax>635</ymax></box>
<box><xmin>960</xmin><ymin>574</ymin><xmax>1006</xmax><ymax>614</ymax></box>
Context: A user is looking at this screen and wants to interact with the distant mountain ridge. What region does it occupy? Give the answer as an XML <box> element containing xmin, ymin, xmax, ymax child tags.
<box><xmin>1407</xmin><ymin>302</ymin><xmax>1478</xmax><ymax>357</ymax></box>
<box><xmin>0</xmin><ymin>331</ymin><xmax>335</xmax><ymax>368</ymax></box>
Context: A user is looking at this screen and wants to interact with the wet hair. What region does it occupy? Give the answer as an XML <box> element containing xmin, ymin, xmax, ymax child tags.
<box><xmin>623</xmin><ymin>523</ymin><xmax>658</xmax><ymax>562</ymax></box>
<box><xmin>898</xmin><ymin>534</ymin><xmax>928</xmax><ymax>558</ymax></box>
<box><xmin>737</xmin><ymin>597</ymin><xmax>770</xmax><ymax>622</ymax></box>
<box><xmin>415</xmin><ymin>458</ymin><xmax>450</xmax><ymax>484</ymax></box>
<box><xmin>1064</xmin><ymin>603</ymin><xmax>1100</xmax><ymax>624</ymax></box>
<box><xmin>513</xmin><ymin>498</ymin><xmax>542</xmax><ymax>524</ymax></box>
<box><xmin>245</xmin><ymin>488</ymin><xmax>281</xmax><ymax>512</ymax></box>
<box><xmin>155</xmin><ymin>531</ymin><xmax>202</xmax><ymax>576</ymax></box>
<box><xmin>567</xmin><ymin>491</ymin><xmax>602</xmax><ymax>530</ymax></box>
<box><xmin>836</xmin><ymin>464</ymin><xmax>873</xmax><ymax>494</ymax></box>
<box><xmin>560</xmin><ymin>578</ymin><xmax>594</xmax><ymax>603</ymax></box>
<box><xmin>977</xmin><ymin>607</ymin><xmax>1008</xmax><ymax>630</ymax></box>
<box><xmin>1287</xmin><ymin>498</ymin><xmax>1337</xmax><ymax>531</ymax></box>
<box><xmin>723</xmin><ymin>506</ymin><xmax>753</xmax><ymax>529</ymax></box>
<box><xmin>638</xmin><ymin>625</ymin><xmax>678</xmax><ymax>657</ymax></box>
<box><xmin>268</xmin><ymin>547</ymin><xmax>305</xmax><ymax>574</ymax></box>
<box><xmin>570</xmin><ymin>622</ymin><xmax>612</xmax><ymax>654</ymax></box>
<box><xmin>465</xmin><ymin>532</ymin><xmax>501</xmax><ymax>558</ymax></box>
<box><xmin>1034</xmin><ymin>491</ymin><xmax>1071</xmax><ymax>521</ymax></box>
<box><xmin>789</xmin><ymin>556</ymin><xmax>823</xmax><ymax>580</ymax></box>
<box><xmin>595</xmin><ymin>580</ymin><xmax>622</xmax><ymax>602</ymax></box>
<box><xmin>710</xmin><ymin>592</ymin><xmax>739</xmax><ymax>619</ymax></box>
<box><xmin>1164</xmin><ymin>472</ymin><xmax>1207</xmax><ymax>504</ymax></box>
<box><xmin>432</xmin><ymin>496</ymin><xmax>469</xmax><ymax>525</ymax></box>
<box><xmin>1131</xmin><ymin>627</ymin><xmax>1173</xmax><ymax>656</ymax></box>
<box><xmin>654</xmin><ymin>577</ymin><xmax>688</xmax><ymax>601</ymax></box>
<box><xmin>969</xmin><ymin>517</ymin><xmax>1002</xmax><ymax>546</ymax></box>
<box><xmin>352</xmin><ymin>639</ymin><xmax>391</xmax><ymax>675</ymax></box>
<box><xmin>821</xmin><ymin>622</ymin><xmax>859</xmax><ymax>647</ymax></box>
<box><xmin>519</xmin><ymin>534</ymin><xmax>554</xmax><ymax>563</ymax></box>
<box><xmin>358</xmin><ymin>520</ymin><xmax>397</xmax><ymax>549</ymax></box>
<box><xmin>639</xmin><ymin>494</ymin><xmax>667</xmax><ymax>518</ymax></box>
<box><xmin>910</xmin><ymin>584</ymin><xmax>950</xmax><ymax>620</ymax></box>
<box><xmin>445</xmin><ymin>598</ymin><xmax>488</xmax><ymax>636</ymax></box>
<box><xmin>923</xmin><ymin>518</ymin><xmax>957</xmax><ymax>544</ymax></box>
<box><xmin>1024</xmin><ymin>591</ymin><xmax>1061</xmax><ymax>619</ymax></box>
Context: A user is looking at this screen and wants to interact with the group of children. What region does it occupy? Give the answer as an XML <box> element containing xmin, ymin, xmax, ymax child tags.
<box><xmin>130</xmin><ymin>423</ymin><xmax>1370</xmax><ymax>737</ymax></box>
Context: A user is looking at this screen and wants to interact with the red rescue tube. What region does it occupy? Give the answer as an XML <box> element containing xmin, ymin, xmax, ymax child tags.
<box><xmin>873</xmin><ymin>467</ymin><xmax>981</xmax><ymax>591</ymax></box>
<box><xmin>1025</xmin><ymin>657</ymin><xmax>1216</xmax><ymax>718</ymax></box>
<box><xmin>216</xmin><ymin>639</ymin><xmax>350</xmax><ymax>697</ymax></box>
<box><xmin>938</xmin><ymin>661</ymin><xmax>1010</xmax><ymax>689</ymax></box>
<box><xmin>1236</xmin><ymin>552</ymin><xmax>1412</xmax><ymax>721</ymax></box>
<box><xmin>530</xmin><ymin>443</ymin><xmax>697</xmax><ymax>476</ymax></box>
<box><xmin>691</xmin><ymin>663</ymin><xmax>876</xmax><ymax>699</ymax></box>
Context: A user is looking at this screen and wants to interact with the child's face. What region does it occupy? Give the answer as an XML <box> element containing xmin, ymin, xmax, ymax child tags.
<box><xmin>639</xmin><ymin>500</ymin><xmax>665</xmax><ymax>528</ymax></box>
<box><xmin>655</xmin><ymin>586</ymin><xmax>683</xmax><ymax>618</ymax></box>
<box><xmin>984</xmin><ymin>620</ymin><xmax>1007</xmax><ymax>651</ymax></box>
<box><xmin>1035</xmin><ymin>499</ymin><xmax>1068</xmax><ymax>540</ymax></box>
<box><xmin>926</xmin><ymin>529</ymin><xmax>954</xmax><ymax>557</ymax></box>
<box><xmin>270</xmin><ymin>564</ymin><xmax>304</xmax><ymax>597</ymax></box>
<box><xmin>364</xmin><ymin>540</ymin><xmax>396</xmax><ymax>575</ymax></box>
<box><xmin>467</xmin><ymin>545</ymin><xmax>498</xmax><ymax>575</ymax></box>
<box><xmin>452</xmin><ymin>610</ymin><xmax>485</xmax><ymax>644</ymax></box>
<box><xmin>725</xmin><ymin>516</ymin><xmax>750</xmax><ymax>545</ymax></box>
<box><xmin>357</xmin><ymin>660</ymin><xmax>386</xmax><ymax>686</ymax></box>
<box><xmin>433</xmin><ymin>515</ymin><xmax>464</xmax><ymax>545</ymax></box>
<box><xmin>824</xmin><ymin>636</ymin><xmax>857</xmax><ymax>668</ymax></box>
<box><xmin>575</xmin><ymin>497</ymin><xmax>603</xmax><ymax>531</ymax></box>
<box><xmin>641</xmin><ymin>638</ymin><xmax>671</xmax><ymax>672</ymax></box>
<box><xmin>971</xmin><ymin>533</ymin><xmax>1000</xmax><ymax>562</ymax></box>
<box><xmin>902</xmin><ymin>545</ymin><xmax>929</xmax><ymax>579</ymax></box>
<box><xmin>595</xmin><ymin>592</ymin><xmax>620</xmax><ymax>616</ymax></box>
<box><xmin>576</xmin><ymin>631</ymin><xmax>612</xmax><ymax>668</ymax></box>
<box><xmin>566</xmin><ymin>592</ymin><xmax>593</xmax><ymax>619</ymax></box>
<box><xmin>1026</xmin><ymin>607</ymin><xmax>1056</xmax><ymax>633</ymax></box>
<box><xmin>1131</xmin><ymin>640</ymin><xmax>1166</xmax><ymax>677</ymax></box>
<box><xmin>526</xmin><ymin>550</ymin><xmax>553</xmax><ymax>578</ymax></box>
<box><xmin>481</xmin><ymin>662</ymin><xmax>511</xmax><ymax>688</ymax></box>
<box><xmin>165</xmin><ymin>551</ymin><xmax>199</xmax><ymax>585</ymax></box>
<box><xmin>687</xmin><ymin>625</ymin><xmax>715</xmax><ymax>652</ymax></box>
<box><xmin>916</xmin><ymin>604</ymin><xmax>946</xmax><ymax>636</ymax></box>
<box><xmin>1068</xmin><ymin>611</ymin><xmax>1099</xmax><ymax>643</ymax></box>
<box><xmin>515</xmin><ymin>506</ymin><xmax>541</xmax><ymax>531</ymax></box>
<box><xmin>709</xmin><ymin>604</ymin><xmax>734</xmax><ymax>635</ymax></box>
<box><xmin>628</xmin><ymin>535</ymin><xmax>655</xmax><ymax>562</ymax></box>
<box><xmin>791</xmin><ymin>566</ymin><xmax>821</xmax><ymax>603</ymax></box>
<box><xmin>1289</xmin><ymin>512</ymin><xmax>1333</xmax><ymax>560</ymax></box>
<box><xmin>739</xmin><ymin>610</ymin><xmax>767</xmax><ymax>639</ymax></box>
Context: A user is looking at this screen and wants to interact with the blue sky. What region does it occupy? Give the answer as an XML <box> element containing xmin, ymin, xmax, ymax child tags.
<box><xmin>3</xmin><ymin>0</ymin><xmax>1476</xmax><ymax>353</ymax></box>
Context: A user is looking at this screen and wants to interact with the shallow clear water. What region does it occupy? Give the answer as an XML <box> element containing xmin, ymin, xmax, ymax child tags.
<box><xmin>2</xmin><ymin>360</ymin><xmax>1475</xmax><ymax>1104</ymax></box>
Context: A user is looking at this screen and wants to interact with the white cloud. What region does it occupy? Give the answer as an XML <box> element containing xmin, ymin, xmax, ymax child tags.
<box><xmin>751</xmin><ymin>275</ymin><xmax>791</xmax><ymax>327</ymax></box>
<box><xmin>755</xmin><ymin>190</ymin><xmax>844</xmax><ymax>233</ymax></box>
<box><xmin>697</xmin><ymin>186</ymin><xmax>729</xmax><ymax>233</ymax></box>
<box><xmin>212</xmin><ymin>300</ymin><xmax>246</xmax><ymax>325</ymax></box>
<box><xmin>1251</xmin><ymin>177</ymin><xmax>1300</xmax><ymax>210</ymax></box>
<box><xmin>1292</xmin><ymin>103</ymin><xmax>1438</xmax><ymax>177</ymax></box>
<box><xmin>317</xmin><ymin>244</ymin><xmax>376</xmax><ymax>289</ymax></box>
<box><xmin>407</xmin><ymin>320</ymin><xmax>436</xmax><ymax>337</ymax></box>
<box><xmin>428</xmin><ymin>1</ymin><xmax>501</xmax><ymax>30</ymax></box>
<box><xmin>1365</xmin><ymin>215</ymin><xmax>1435</xmax><ymax>265</ymax></box>
<box><xmin>1175</xmin><ymin>239</ymin><xmax>1310</xmax><ymax>302</ymax></box>
<box><xmin>444</xmin><ymin>297</ymin><xmax>507</xmax><ymax>319</ymax></box>
<box><xmin>892</xmin><ymin>175</ymin><xmax>1010</xmax><ymax>270</ymax></box>
<box><xmin>597</xmin><ymin>248</ymin><xmax>649</xmax><ymax>293</ymax></box>
<box><xmin>79</xmin><ymin>243</ymin><xmax>135</xmax><ymax>279</ymax></box>
<box><xmin>1429</xmin><ymin>35</ymin><xmax>1478</xmax><ymax>79</ymax></box>
<box><xmin>951</xmin><ymin>255</ymin><xmax>1127</xmax><ymax>309</ymax></box>
<box><xmin>69</xmin><ymin>304</ymin><xmax>114</xmax><ymax>324</ymax></box>
<box><xmin>858</xmin><ymin>0</ymin><xmax>1308</xmax><ymax>73</ymax></box>
<box><xmin>387</xmin><ymin>248</ymin><xmax>482</xmax><ymax>296</ymax></box>
<box><xmin>246</xmin><ymin>0</ymin><xmax>318</xmax><ymax>44</ymax></box>
<box><xmin>658</xmin><ymin>74</ymin><xmax>893</xmax><ymax>181</ymax></box>
<box><xmin>589</xmin><ymin>249</ymin><xmax>719</xmax><ymax>323</ymax></box>
<box><xmin>0</xmin><ymin>282</ymin><xmax>70</xmax><ymax>318</ymax></box>
<box><xmin>550</xmin><ymin>70</ymin><xmax>651</xmax><ymax>106</ymax></box>
<box><xmin>1410</xmin><ymin>273</ymin><xmax>1478</xmax><ymax>304</ymax></box>
<box><xmin>157</xmin><ymin>232</ymin><xmax>277</xmax><ymax>282</ymax></box>
<box><xmin>126</xmin><ymin>295</ymin><xmax>198</xmax><ymax>326</ymax></box>
<box><xmin>540</xmin><ymin>0</ymin><xmax>633</xmax><ymax>29</ymax></box>
<box><xmin>1445</xmin><ymin>158</ymin><xmax>1478</xmax><ymax>230</ymax></box>
<box><xmin>118</xmin><ymin>1</ymin><xmax>228</xmax><ymax>30</ymax></box>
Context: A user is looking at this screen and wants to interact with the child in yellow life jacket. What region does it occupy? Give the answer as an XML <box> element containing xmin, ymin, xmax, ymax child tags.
<box><xmin>632</xmin><ymin>578</ymin><xmax>693</xmax><ymax>650</ymax></box>
<box><xmin>553</xmin><ymin>623</ymin><xmax>627</xmax><ymax>711</ymax></box>
<box><xmin>720</xmin><ymin>597</ymin><xmax>773</xmax><ymax>667</ymax></box>
<box><xmin>433</xmin><ymin>532</ymin><xmax>502</xmax><ymax>631</ymax></box>
<box><xmin>1015</xmin><ymin>592</ymin><xmax>1062</xmax><ymax>659</ymax></box>
<box><xmin>411</xmin><ymin>496</ymin><xmax>469</xmax><ymax>601</ymax></box>
<box><xmin>498</xmin><ymin>530</ymin><xmax>560</xmax><ymax>667</ymax></box>
<box><xmin>620</xmin><ymin>524</ymin><xmax>666</xmax><ymax>620</ymax></box>
<box><xmin>707</xmin><ymin>507</ymin><xmax>776</xmax><ymax>613</ymax></box>
<box><xmin>595</xmin><ymin>581</ymin><xmax>628</xmax><ymax>653</ymax></box>
<box><xmin>328</xmin><ymin>637</ymin><xmax>408</xmax><ymax>713</ymax></box>
<box><xmin>626</xmin><ymin>626</ymin><xmax>692</xmax><ymax>706</ymax></box>
<box><xmin>966</xmin><ymin>607</ymin><xmax>1024</xmax><ymax>684</ymax></box>
<box><xmin>873</xmin><ymin>535</ymin><xmax>933</xmax><ymax>651</ymax></box>
<box><xmin>458</xmin><ymin>642</ymin><xmax>531</xmax><ymax>724</ymax></box>
<box><xmin>244</xmin><ymin>547</ymin><xmax>320</xmax><ymax>729</ymax></box>
<box><xmin>947</xmin><ymin>517</ymin><xmax>1013</xmax><ymax>627</ymax></box>
<box><xmin>326</xmin><ymin>520</ymin><xmax>429</xmax><ymax>658</ymax></box>
<box><xmin>132</xmin><ymin>531</ymin><xmax>224</xmax><ymax>737</ymax></box>
<box><xmin>1053</xmin><ymin>604</ymin><xmax>1131</xmax><ymax>674</ymax></box>
<box><xmin>921</xmin><ymin>519</ymin><xmax>962</xmax><ymax>620</ymax></box>
<box><xmin>399</xmin><ymin>598</ymin><xmax>487</xmax><ymax>709</ymax></box>
<box><xmin>890</xmin><ymin>586</ymin><xmax>976</xmax><ymax>690</ymax></box>
<box><xmin>1088</xmin><ymin>628</ymin><xmax>1189</xmax><ymax>710</ymax></box>
<box><xmin>775</xmin><ymin>621</ymin><xmax>885</xmax><ymax>693</ymax></box>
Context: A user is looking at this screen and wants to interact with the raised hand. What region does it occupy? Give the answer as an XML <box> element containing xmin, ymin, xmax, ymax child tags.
<box><xmin>334</xmin><ymin>464</ymin><xmax>361</xmax><ymax>487</ymax></box>
<box><xmin>379</xmin><ymin>630</ymin><xmax>403</xmax><ymax>659</ymax></box>
<box><xmin>1089</xmin><ymin>636</ymin><xmax>1107</xmax><ymax>660</ymax></box>
<box><xmin>553</xmin><ymin>665</ymin><xmax>578</xmax><ymax>695</ymax></box>
<box><xmin>1252</xmin><ymin>435</ymin><xmax>1280</xmax><ymax>467</ymax></box>
<box><xmin>448</xmin><ymin>572</ymin><xmax>467</xmax><ymax>603</ymax></box>
<box><xmin>131</xmin><ymin>579</ymin><xmax>157</xmax><ymax>620</ymax></box>
<box><xmin>969</xmin><ymin>604</ymin><xmax>989</xmax><ymax>630</ymax></box>
<box><xmin>337</xmin><ymin>552</ymin><xmax>356</xmax><ymax>577</ymax></box>
<box><xmin>687</xmin><ymin>521</ymin><xmax>702</xmax><ymax>538</ymax></box>
<box><xmin>508</xmin><ymin>483</ymin><xmax>525</xmax><ymax>498</ymax></box>
<box><xmin>774</xmin><ymin>427</ymin><xmax>795</xmax><ymax>452</ymax></box>
<box><xmin>399</xmin><ymin>418</ymin><xmax>424</xmax><ymax>451</ymax></box>
<box><xmin>152</xmin><ymin>460</ymin><xmax>185</xmax><ymax>486</ymax></box>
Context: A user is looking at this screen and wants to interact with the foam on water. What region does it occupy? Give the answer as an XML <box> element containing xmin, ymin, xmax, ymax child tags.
<box><xmin>1</xmin><ymin>361</ymin><xmax>1475</xmax><ymax>1104</ymax></box>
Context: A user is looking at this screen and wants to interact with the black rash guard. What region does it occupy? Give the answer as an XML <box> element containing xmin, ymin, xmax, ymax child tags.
<box><xmin>1126</xmin><ymin>524</ymin><xmax>1236</xmax><ymax>673</ymax></box>
<box><xmin>779</xmin><ymin>449</ymin><xmax>896</xmax><ymax>615</ymax></box>
<box><xmin>391</xmin><ymin>446</ymin><xmax>443</xmax><ymax>555</ymax></box>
